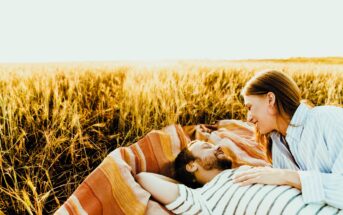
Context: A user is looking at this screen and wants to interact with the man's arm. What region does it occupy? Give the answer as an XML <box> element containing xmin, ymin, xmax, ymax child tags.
<box><xmin>135</xmin><ymin>172</ymin><xmax>179</xmax><ymax>205</ymax></box>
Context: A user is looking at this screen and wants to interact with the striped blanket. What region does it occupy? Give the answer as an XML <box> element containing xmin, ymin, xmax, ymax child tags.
<box><xmin>166</xmin><ymin>166</ymin><xmax>342</xmax><ymax>215</ymax></box>
<box><xmin>55</xmin><ymin>120</ymin><xmax>270</xmax><ymax>215</ymax></box>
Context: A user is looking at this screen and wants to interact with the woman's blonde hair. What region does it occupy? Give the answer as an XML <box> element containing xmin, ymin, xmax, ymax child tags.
<box><xmin>241</xmin><ymin>70</ymin><xmax>302</xmax><ymax>161</ymax></box>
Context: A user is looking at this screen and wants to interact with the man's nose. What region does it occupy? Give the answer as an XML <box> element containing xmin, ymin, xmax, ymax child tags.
<box><xmin>215</xmin><ymin>145</ymin><xmax>222</xmax><ymax>151</ymax></box>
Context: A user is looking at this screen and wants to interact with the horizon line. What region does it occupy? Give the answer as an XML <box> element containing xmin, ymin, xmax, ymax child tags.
<box><xmin>1</xmin><ymin>56</ymin><xmax>343</xmax><ymax>65</ymax></box>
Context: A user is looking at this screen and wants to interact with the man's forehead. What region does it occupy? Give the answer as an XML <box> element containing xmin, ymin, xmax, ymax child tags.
<box><xmin>187</xmin><ymin>140</ymin><xmax>213</xmax><ymax>152</ymax></box>
<box><xmin>187</xmin><ymin>140</ymin><xmax>203</xmax><ymax>149</ymax></box>
<box><xmin>187</xmin><ymin>140</ymin><xmax>198</xmax><ymax>147</ymax></box>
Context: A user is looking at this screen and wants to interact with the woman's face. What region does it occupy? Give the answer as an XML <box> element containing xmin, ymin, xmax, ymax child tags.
<box><xmin>243</xmin><ymin>94</ymin><xmax>276</xmax><ymax>135</ymax></box>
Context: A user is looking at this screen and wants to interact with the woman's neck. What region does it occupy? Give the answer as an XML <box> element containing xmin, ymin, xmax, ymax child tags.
<box><xmin>276</xmin><ymin>115</ymin><xmax>291</xmax><ymax>137</ymax></box>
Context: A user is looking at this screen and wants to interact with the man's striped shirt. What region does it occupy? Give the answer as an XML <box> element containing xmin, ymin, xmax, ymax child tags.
<box><xmin>165</xmin><ymin>166</ymin><xmax>341</xmax><ymax>214</ymax></box>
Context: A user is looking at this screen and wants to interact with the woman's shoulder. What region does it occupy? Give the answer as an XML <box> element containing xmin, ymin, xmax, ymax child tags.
<box><xmin>309</xmin><ymin>105</ymin><xmax>342</xmax><ymax>116</ymax></box>
<box><xmin>306</xmin><ymin>104</ymin><xmax>343</xmax><ymax>125</ymax></box>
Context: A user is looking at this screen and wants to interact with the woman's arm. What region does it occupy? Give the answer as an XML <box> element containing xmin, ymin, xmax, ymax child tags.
<box><xmin>135</xmin><ymin>172</ymin><xmax>179</xmax><ymax>205</ymax></box>
<box><xmin>234</xmin><ymin>107</ymin><xmax>343</xmax><ymax>209</ymax></box>
<box><xmin>232</xmin><ymin>167</ymin><xmax>301</xmax><ymax>189</ymax></box>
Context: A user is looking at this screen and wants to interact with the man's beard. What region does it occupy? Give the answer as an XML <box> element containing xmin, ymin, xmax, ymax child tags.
<box><xmin>198</xmin><ymin>155</ymin><xmax>232</xmax><ymax>170</ymax></box>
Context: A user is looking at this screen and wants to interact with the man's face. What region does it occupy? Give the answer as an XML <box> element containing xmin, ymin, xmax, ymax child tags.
<box><xmin>187</xmin><ymin>140</ymin><xmax>231</xmax><ymax>170</ymax></box>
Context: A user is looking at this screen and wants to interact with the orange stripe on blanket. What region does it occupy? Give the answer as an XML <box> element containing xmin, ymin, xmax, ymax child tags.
<box><xmin>63</xmin><ymin>202</ymin><xmax>74</xmax><ymax>215</ymax></box>
<box><xmin>119</xmin><ymin>148</ymin><xmax>131</xmax><ymax>167</ymax></box>
<box><xmin>99</xmin><ymin>156</ymin><xmax>149</xmax><ymax>215</ymax></box>
<box><xmin>64</xmin><ymin>195</ymin><xmax>88</xmax><ymax>215</ymax></box>
<box><xmin>159</xmin><ymin>133</ymin><xmax>175</xmax><ymax>163</ymax></box>
<box><xmin>84</xmin><ymin>168</ymin><xmax>125</xmax><ymax>215</ymax></box>
<box><xmin>73</xmin><ymin>182</ymin><xmax>103</xmax><ymax>215</ymax></box>
<box><xmin>130</xmin><ymin>144</ymin><xmax>143</xmax><ymax>174</ymax></box>
<box><xmin>162</xmin><ymin>125</ymin><xmax>184</xmax><ymax>157</ymax></box>
<box><xmin>125</xmin><ymin>147</ymin><xmax>137</xmax><ymax>175</ymax></box>
<box><xmin>137</xmin><ymin>134</ymin><xmax>160</xmax><ymax>173</ymax></box>
<box><xmin>147</xmin><ymin>132</ymin><xmax>173</xmax><ymax>176</ymax></box>
<box><xmin>175</xmin><ymin>125</ymin><xmax>190</xmax><ymax>149</ymax></box>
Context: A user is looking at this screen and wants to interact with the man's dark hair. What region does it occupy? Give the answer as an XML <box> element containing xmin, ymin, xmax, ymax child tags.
<box><xmin>173</xmin><ymin>148</ymin><xmax>202</xmax><ymax>188</ymax></box>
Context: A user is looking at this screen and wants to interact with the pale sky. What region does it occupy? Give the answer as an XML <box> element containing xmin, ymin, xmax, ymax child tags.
<box><xmin>0</xmin><ymin>0</ymin><xmax>343</xmax><ymax>63</ymax></box>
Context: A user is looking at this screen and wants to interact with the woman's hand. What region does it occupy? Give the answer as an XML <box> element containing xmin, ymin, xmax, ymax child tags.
<box><xmin>232</xmin><ymin>167</ymin><xmax>302</xmax><ymax>190</ymax></box>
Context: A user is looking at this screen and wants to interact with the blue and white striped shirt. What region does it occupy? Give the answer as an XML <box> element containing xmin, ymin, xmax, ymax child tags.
<box><xmin>271</xmin><ymin>103</ymin><xmax>343</xmax><ymax>209</ymax></box>
<box><xmin>165</xmin><ymin>166</ymin><xmax>342</xmax><ymax>214</ymax></box>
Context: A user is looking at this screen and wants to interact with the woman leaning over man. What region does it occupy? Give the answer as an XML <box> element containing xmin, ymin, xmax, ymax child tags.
<box><xmin>233</xmin><ymin>70</ymin><xmax>343</xmax><ymax>209</ymax></box>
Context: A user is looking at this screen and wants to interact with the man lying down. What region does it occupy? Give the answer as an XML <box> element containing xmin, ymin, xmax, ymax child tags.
<box><xmin>136</xmin><ymin>140</ymin><xmax>342</xmax><ymax>215</ymax></box>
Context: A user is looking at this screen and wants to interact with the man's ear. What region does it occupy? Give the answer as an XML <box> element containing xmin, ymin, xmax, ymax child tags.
<box><xmin>266</xmin><ymin>92</ymin><xmax>277</xmax><ymax>114</ymax></box>
<box><xmin>186</xmin><ymin>161</ymin><xmax>198</xmax><ymax>173</ymax></box>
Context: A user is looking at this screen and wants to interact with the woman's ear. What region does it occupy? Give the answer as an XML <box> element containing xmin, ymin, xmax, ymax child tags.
<box><xmin>266</xmin><ymin>92</ymin><xmax>277</xmax><ymax>114</ymax></box>
<box><xmin>186</xmin><ymin>161</ymin><xmax>198</xmax><ymax>173</ymax></box>
<box><xmin>266</xmin><ymin>92</ymin><xmax>275</xmax><ymax>105</ymax></box>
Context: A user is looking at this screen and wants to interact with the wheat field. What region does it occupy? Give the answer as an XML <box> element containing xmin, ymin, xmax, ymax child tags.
<box><xmin>0</xmin><ymin>59</ymin><xmax>342</xmax><ymax>214</ymax></box>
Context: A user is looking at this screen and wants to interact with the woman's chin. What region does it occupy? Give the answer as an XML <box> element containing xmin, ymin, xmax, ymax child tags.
<box><xmin>258</xmin><ymin>128</ymin><xmax>268</xmax><ymax>135</ymax></box>
<box><xmin>259</xmin><ymin>128</ymin><xmax>274</xmax><ymax>135</ymax></box>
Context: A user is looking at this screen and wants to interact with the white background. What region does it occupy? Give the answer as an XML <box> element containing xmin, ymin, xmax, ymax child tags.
<box><xmin>0</xmin><ymin>0</ymin><xmax>342</xmax><ymax>63</ymax></box>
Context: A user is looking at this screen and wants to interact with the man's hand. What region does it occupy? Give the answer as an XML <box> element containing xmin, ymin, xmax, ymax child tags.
<box><xmin>232</xmin><ymin>167</ymin><xmax>302</xmax><ymax>190</ymax></box>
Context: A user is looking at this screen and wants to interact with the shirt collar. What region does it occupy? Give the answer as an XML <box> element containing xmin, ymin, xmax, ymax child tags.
<box><xmin>285</xmin><ymin>102</ymin><xmax>310</xmax><ymax>142</ymax></box>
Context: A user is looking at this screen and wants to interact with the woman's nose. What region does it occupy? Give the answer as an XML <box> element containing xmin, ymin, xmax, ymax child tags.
<box><xmin>247</xmin><ymin>112</ymin><xmax>253</xmax><ymax>122</ymax></box>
